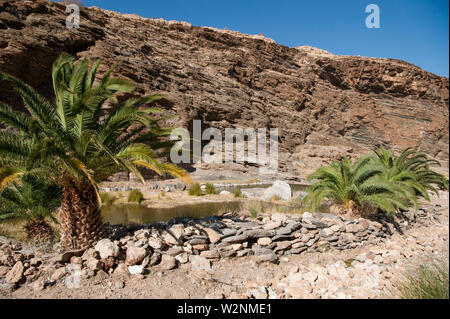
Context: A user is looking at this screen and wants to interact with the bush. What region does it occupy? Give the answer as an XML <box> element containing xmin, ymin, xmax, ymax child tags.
<box><xmin>249</xmin><ymin>206</ymin><xmax>259</xmax><ymax>219</ymax></box>
<box><xmin>188</xmin><ymin>183</ymin><xmax>202</xmax><ymax>196</ymax></box>
<box><xmin>205</xmin><ymin>183</ymin><xmax>216</xmax><ymax>195</ymax></box>
<box><xmin>128</xmin><ymin>189</ymin><xmax>144</xmax><ymax>204</ymax></box>
<box><xmin>233</xmin><ymin>188</ymin><xmax>243</xmax><ymax>198</ymax></box>
<box><xmin>100</xmin><ymin>193</ymin><xmax>116</xmax><ymax>205</ymax></box>
<box><xmin>389</xmin><ymin>256</ymin><xmax>449</xmax><ymax>299</ymax></box>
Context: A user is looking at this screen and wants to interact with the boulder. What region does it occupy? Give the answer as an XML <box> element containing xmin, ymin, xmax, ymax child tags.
<box><xmin>159</xmin><ymin>255</ymin><xmax>177</xmax><ymax>270</ymax></box>
<box><xmin>95</xmin><ymin>239</ymin><xmax>120</xmax><ymax>259</ymax></box>
<box><xmin>148</xmin><ymin>237</ymin><xmax>165</xmax><ymax>250</ymax></box>
<box><xmin>51</xmin><ymin>267</ymin><xmax>67</xmax><ymax>281</ymax></box>
<box><xmin>203</xmin><ymin>228</ymin><xmax>221</xmax><ymax>244</ymax></box>
<box><xmin>85</xmin><ymin>256</ymin><xmax>103</xmax><ymax>271</ymax></box>
<box><xmin>5</xmin><ymin>261</ymin><xmax>24</xmax><ymax>285</ymax></box>
<box><xmin>128</xmin><ymin>265</ymin><xmax>144</xmax><ymax>275</ymax></box>
<box><xmin>257</xmin><ymin>237</ymin><xmax>273</xmax><ymax>246</ymax></box>
<box><xmin>125</xmin><ymin>246</ymin><xmax>147</xmax><ymax>266</ymax></box>
<box><xmin>263</xmin><ymin>181</ymin><xmax>292</xmax><ymax>202</ymax></box>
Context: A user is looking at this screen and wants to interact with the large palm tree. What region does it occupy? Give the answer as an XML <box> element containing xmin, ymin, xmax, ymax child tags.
<box><xmin>0</xmin><ymin>175</ymin><xmax>61</xmax><ymax>242</ymax></box>
<box><xmin>304</xmin><ymin>155</ymin><xmax>412</xmax><ymax>216</ymax></box>
<box><xmin>0</xmin><ymin>53</ymin><xmax>190</xmax><ymax>250</ymax></box>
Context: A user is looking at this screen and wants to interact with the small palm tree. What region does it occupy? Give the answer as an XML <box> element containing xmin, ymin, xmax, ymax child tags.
<box><xmin>0</xmin><ymin>176</ymin><xmax>61</xmax><ymax>242</ymax></box>
<box><xmin>304</xmin><ymin>155</ymin><xmax>411</xmax><ymax>216</ymax></box>
<box><xmin>0</xmin><ymin>53</ymin><xmax>190</xmax><ymax>249</ymax></box>
<box><xmin>374</xmin><ymin>147</ymin><xmax>449</xmax><ymax>199</ymax></box>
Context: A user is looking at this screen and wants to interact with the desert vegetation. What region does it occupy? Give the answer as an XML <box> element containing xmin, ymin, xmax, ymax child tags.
<box><xmin>128</xmin><ymin>189</ymin><xmax>144</xmax><ymax>204</ymax></box>
<box><xmin>388</xmin><ymin>255</ymin><xmax>449</xmax><ymax>299</ymax></box>
<box><xmin>304</xmin><ymin>148</ymin><xmax>448</xmax><ymax>217</ymax></box>
<box><xmin>188</xmin><ymin>182</ymin><xmax>202</xmax><ymax>196</ymax></box>
<box><xmin>0</xmin><ymin>176</ymin><xmax>61</xmax><ymax>242</ymax></box>
<box><xmin>0</xmin><ymin>53</ymin><xmax>189</xmax><ymax>249</ymax></box>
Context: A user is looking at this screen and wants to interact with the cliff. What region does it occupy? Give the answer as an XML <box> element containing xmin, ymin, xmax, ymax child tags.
<box><xmin>1</xmin><ymin>0</ymin><xmax>448</xmax><ymax>180</ymax></box>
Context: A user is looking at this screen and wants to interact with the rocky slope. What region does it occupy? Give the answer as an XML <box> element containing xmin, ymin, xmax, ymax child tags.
<box><xmin>1</xmin><ymin>0</ymin><xmax>448</xmax><ymax>179</ymax></box>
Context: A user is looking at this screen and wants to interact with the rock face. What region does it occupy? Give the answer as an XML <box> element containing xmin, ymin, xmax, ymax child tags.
<box><xmin>0</xmin><ymin>0</ymin><xmax>448</xmax><ymax>179</ymax></box>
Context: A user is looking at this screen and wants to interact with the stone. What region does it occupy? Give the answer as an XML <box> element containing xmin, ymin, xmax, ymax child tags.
<box><xmin>85</xmin><ymin>257</ymin><xmax>103</xmax><ymax>271</ymax></box>
<box><xmin>0</xmin><ymin>265</ymin><xmax>9</xmax><ymax>277</ymax></box>
<box><xmin>159</xmin><ymin>255</ymin><xmax>177</xmax><ymax>270</ymax></box>
<box><xmin>125</xmin><ymin>246</ymin><xmax>147</xmax><ymax>266</ymax></box>
<box><xmin>319</xmin><ymin>228</ymin><xmax>334</xmax><ymax>237</ymax></box>
<box><xmin>252</xmin><ymin>246</ymin><xmax>274</xmax><ymax>256</ymax></box>
<box><xmin>149</xmin><ymin>252</ymin><xmax>162</xmax><ymax>266</ymax></box>
<box><xmin>274</xmin><ymin>241</ymin><xmax>292</xmax><ymax>252</ymax></box>
<box><xmin>114</xmin><ymin>280</ymin><xmax>125</xmax><ymax>289</ymax></box>
<box><xmin>128</xmin><ymin>265</ymin><xmax>144</xmax><ymax>275</ymax></box>
<box><xmin>220</xmin><ymin>190</ymin><xmax>231</xmax><ymax>196</ymax></box>
<box><xmin>95</xmin><ymin>239</ymin><xmax>120</xmax><ymax>259</ymax></box>
<box><xmin>190</xmin><ymin>255</ymin><xmax>212</xmax><ymax>271</ymax></box>
<box><xmin>51</xmin><ymin>267</ymin><xmax>67</xmax><ymax>281</ymax></box>
<box><xmin>270</xmin><ymin>213</ymin><xmax>289</xmax><ymax>222</ymax></box>
<box><xmin>70</xmin><ymin>256</ymin><xmax>83</xmax><ymax>265</ymax></box>
<box><xmin>200</xmin><ymin>250</ymin><xmax>221</xmax><ymax>259</ymax></box>
<box><xmin>257</xmin><ymin>237</ymin><xmax>272</xmax><ymax>246</ymax></box>
<box><xmin>243</xmin><ymin>229</ymin><xmax>276</xmax><ymax>239</ymax></box>
<box><xmin>148</xmin><ymin>237</ymin><xmax>165</xmax><ymax>250</ymax></box>
<box><xmin>232</xmin><ymin>244</ymin><xmax>243</xmax><ymax>251</ymax></box>
<box><xmin>113</xmin><ymin>263</ymin><xmax>130</xmax><ymax>276</ymax></box>
<box><xmin>82</xmin><ymin>248</ymin><xmax>98</xmax><ymax>261</ymax></box>
<box><xmin>222</xmin><ymin>234</ymin><xmax>248</xmax><ymax>244</ymax></box>
<box><xmin>203</xmin><ymin>228</ymin><xmax>222</xmax><ymax>244</ymax></box>
<box><xmin>263</xmin><ymin>181</ymin><xmax>292</xmax><ymax>202</ymax></box>
<box><xmin>263</xmin><ymin>221</ymin><xmax>282</xmax><ymax>230</ymax></box>
<box><xmin>165</xmin><ymin>246</ymin><xmax>185</xmax><ymax>257</ymax></box>
<box><xmin>32</xmin><ymin>278</ymin><xmax>46</xmax><ymax>292</ymax></box>
<box><xmin>175</xmin><ymin>252</ymin><xmax>190</xmax><ymax>264</ymax></box>
<box><xmin>5</xmin><ymin>261</ymin><xmax>24</xmax><ymax>285</ymax></box>
<box><xmin>192</xmin><ymin>244</ymin><xmax>209</xmax><ymax>251</ymax></box>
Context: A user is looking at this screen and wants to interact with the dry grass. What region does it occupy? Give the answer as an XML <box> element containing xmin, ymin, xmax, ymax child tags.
<box><xmin>388</xmin><ymin>255</ymin><xmax>449</xmax><ymax>299</ymax></box>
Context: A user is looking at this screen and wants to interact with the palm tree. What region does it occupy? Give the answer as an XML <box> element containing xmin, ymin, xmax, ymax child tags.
<box><xmin>374</xmin><ymin>147</ymin><xmax>449</xmax><ymax>199</ymax></box>
<box><xmin>304</xmin><ymin>155</ymin><xmax>411</xmax><ymax>216</ymax></box>
<box><xmin>0</xmin><ymin>53</ymin><xmax>190</xmax><ymax>250</ymax></box>
<box><xmin>0</xmin><ymin>176</ymin><xmax>61</xmax><ymax>242</ymax></box>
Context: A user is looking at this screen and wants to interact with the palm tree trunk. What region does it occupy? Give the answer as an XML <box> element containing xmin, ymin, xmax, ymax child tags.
<box><xmin>59</xmin><ymin>182</ymin><xmax>105</xmax><ymax>250</ymax></box>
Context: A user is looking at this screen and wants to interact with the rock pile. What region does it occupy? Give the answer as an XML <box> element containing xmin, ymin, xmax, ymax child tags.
<box><xmin>0</xmin><ymin>205</ymin><xmax>438</xmax><ymax>292</ymax></box>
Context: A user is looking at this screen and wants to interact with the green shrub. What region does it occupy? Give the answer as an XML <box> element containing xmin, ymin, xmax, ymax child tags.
<box><xmin>100</xmin><ymin>193</ymin><xmax>117</xmax><ymax>205</ymax></box>
<box><xmin>188</xmin><ymin>182</ymin><xmax>202</xmax><ymax>196</ymax></box>
<box><xmin>304</xmin><ymin>155</ymin><xmax>414</xmax><ymax>216</ymax></box>
<box><xmin>205</xmin><ymin>183</ymin><xmax>216</xmax><ymax>195</ymax></box>
<box><xmin>389</xmin><ymin>256</ymin><xmax>449</xmax><ymax>299</ymax></box>
<box><xmin>304</xmin><ymin>147</ymin><xmax>449</xmax><ymax>217</ymax></box>
<box><xmin>128</xmin><ymin>189</ymin><xmax>144</xmax><ymax>204</ymax></box>
<box><xmin>233</xmin><ymin>188</ymin><xmax>243</xmax><ymax>198</ymax></box>
<box><xmin>249</xmin><ymin>206</ymin><xmax>259</xmax><ymax>219</ymax></box>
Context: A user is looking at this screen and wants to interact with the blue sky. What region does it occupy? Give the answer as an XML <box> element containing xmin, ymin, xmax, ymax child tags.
<box><xmin>77</xmin><ymin>0</ymin><xmax>449</xmax><ymax>77</ymax></box>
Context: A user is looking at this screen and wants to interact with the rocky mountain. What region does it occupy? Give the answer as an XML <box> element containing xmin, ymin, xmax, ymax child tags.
<box><xmin>1</xmin><ymin>0</ymin><xmax>448</xmax><ymax>180</ymax></box>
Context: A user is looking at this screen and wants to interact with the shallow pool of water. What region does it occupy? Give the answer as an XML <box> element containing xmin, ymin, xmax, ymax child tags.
<box><xmin>101</xmin><ymin>197</ymin><xmax>326</xmax><ymax>226</ymax></box>
<box><xmin>102</xmin><ymin>201</ymin><xmax>243</xmax><ymax>225</ymax></box>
